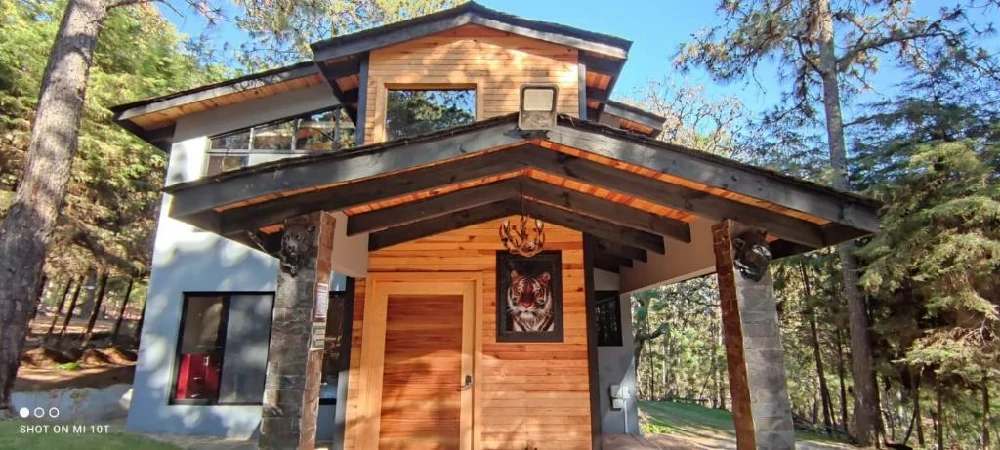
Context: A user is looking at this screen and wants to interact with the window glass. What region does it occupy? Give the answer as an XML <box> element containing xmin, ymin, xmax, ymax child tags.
<box><xmin>204</xmin><ymin>106</ymin><xmax>355</xmax><ymax>176</ymax></box>
<box><xmin>320</xmin><ymin>292</ymin><xmax>347</xmax><ymax>402</ymax></box>
<box><xmin>218</xmin><ymin>294</ymin><xmax>273</xmax><ymax>403</ymax></box>
<box><xmin>206</xmin><ymin>154</ymin><xmax>249</xmax><ymax>177</ymax></box>
<box><xmin>385</xmin><ymin>89</ymin><xmax>476</xmax><ymax>140</ymax></box>
<box><xmin>175</xmin><ymin>296</ymin><xmax>225</xmax><ymax>401</ymax></box>
<box><xmin>173</xmin><ymin>293</ymin><xmax>275</xmax><ymax>404</ymax></box>
<box><xmin>209</xmin><ymin>130</ymin><xmax>251</xmax><ymax>151</ymax></box>
<box><xmin>595</xmin><ymin>292</ymin><xmax>623</xmax><ymax>347</ymax></box>
<box><xmin>252</xmin><ymin>121</ymin><xmax>295</xmax><ymax>151</ymax></box>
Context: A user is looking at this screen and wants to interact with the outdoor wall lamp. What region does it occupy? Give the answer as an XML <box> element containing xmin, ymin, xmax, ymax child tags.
<box><xmin>518</xmin><ymin>84</ymin><xmax>559</xmax><ymax>131</ymax></box>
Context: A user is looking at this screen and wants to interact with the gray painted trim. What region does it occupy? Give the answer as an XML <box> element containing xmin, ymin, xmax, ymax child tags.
<box><xmin>603</xmin><ymin>101</ymin><xmax>665</xmax><ymax>131</ymax></box>
<box><xmin>583</xmin><ymin>234</ymin><xmax>604</xmax><ymax>450</ymax></box>
<box><xmin>578</xmin><ymin>61</ymin><xmax>588</xmax><ymax>120</ymax></box>
<box><xmin>354</xmin><ymin>57</ymin><xmax>369</xmax><ymax>146</ymax></box>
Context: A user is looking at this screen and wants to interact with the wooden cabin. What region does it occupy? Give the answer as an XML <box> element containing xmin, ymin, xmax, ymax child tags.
<box><xmin>112</xmin><ymin>3</ymin><xmax>879</xmax><ymax>450</ymax></box>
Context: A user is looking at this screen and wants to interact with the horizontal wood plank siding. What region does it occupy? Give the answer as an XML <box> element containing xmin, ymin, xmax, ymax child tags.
<box><xmin>364</xmin><ymin>24</ymin><xmax>580</xmax><ymax>143</ymax></box>
<box><xmin>345</xmin><ymin>217</ymin><xmax>592</xmax><ymax>449</ymax></box>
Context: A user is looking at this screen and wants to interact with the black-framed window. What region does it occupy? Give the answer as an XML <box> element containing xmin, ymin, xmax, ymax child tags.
<box><xmin>205</xmin><ymin>107</ymin><xmax>355</xmax><ymax>176</ymax></box>
<box><xmin>385</xmin><ymin>88</ymin><xmax>476</xmax><ymax>140</ymax></box>
<box><xmin>319</xmin><ymin>279</ymin><xmax>353</xmax><ymax>405</ymax></box>
<box><xmin>595</xmin><ymin>290</ymin><xmax>623</xmax><ymax>347</ymax></box>
<box><xmin>171</xmin><ymin>293</ymin><xmax>274</xmax><ymax>405</ymax></box>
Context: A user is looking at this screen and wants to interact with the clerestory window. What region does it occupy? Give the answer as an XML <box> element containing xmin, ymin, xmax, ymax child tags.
<box><xmin>205</xmin><ymin>107</ymin><xmax>355</xmax><ymax>176</ymax></box>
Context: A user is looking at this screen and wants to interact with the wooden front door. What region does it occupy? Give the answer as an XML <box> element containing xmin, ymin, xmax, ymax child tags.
<box><xmin>356</xmin><ymin>274</ymin><xmax>478</xmax><ymax>450</ymax></box>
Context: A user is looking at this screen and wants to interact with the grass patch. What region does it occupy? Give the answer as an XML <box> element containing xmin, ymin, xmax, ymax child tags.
<box><xmin>55</xmin><ymin>361</ymin><xmax>83</xmax><ymax>371</ymax></box>
<box><xmin>0</xmin><ymin>420</ymin><xmax>180</xmax><ymax>450</ymax></box>
<box><xmin>640</xmin><ymin>400</ymin><xmax>851</xmax><ymax>445</ymax></box>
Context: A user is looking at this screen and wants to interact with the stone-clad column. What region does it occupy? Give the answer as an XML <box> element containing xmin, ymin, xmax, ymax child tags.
<box><xmin>712</xmin><ymin>220</ymin><xmax>795</xmax><ymax>450</ymax></box>
<box><xmin>260</xmin><ymin>212</ymin><xmax>335</xmax><ymax>450</ymax></box>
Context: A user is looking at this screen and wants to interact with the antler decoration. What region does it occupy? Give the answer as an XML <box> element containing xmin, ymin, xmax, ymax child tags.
<box><xmin>500</xmin><ymin>215</ymin><xmax>545</xmax><ymax>258</ymax></box>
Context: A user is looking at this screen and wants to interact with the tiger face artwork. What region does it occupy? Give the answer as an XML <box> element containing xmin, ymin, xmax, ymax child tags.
<box><xmin>506</xmin><ymin>270</ymin><xmax>555</xmax><ymax>332</ymax></box>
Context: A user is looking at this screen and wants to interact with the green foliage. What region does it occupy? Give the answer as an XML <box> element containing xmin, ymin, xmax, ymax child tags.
<box><xmin>385</xmin><ymin>89</ymin><xmax>476</xmax><ymax>140</ymax></box>
<box><xmin>0</xmin><ymin>0</ymin><xmax>225</xmax><ymax>277</ymax></box>
<box><xmin>55</xmin><ymin>361</ymin><xmax>82</xmax><ymax>371</ymax></box>
<box><xmin>235</xmin><ymin>0</ymin><xmax>463</xmax><ymax>69</ymax></box>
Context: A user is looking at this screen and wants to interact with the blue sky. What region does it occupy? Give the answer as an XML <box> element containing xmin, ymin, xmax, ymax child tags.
<box><xmin>159</xmin><ymin>0</ymin><xmax>996</xmax><ymax>116</ymax></box>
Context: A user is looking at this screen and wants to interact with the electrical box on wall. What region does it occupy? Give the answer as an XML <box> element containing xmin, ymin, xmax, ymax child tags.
<box><xmin>609</xmin><ymin>383</ymin><xmax>629</xmax><ymax>410</ymax></box>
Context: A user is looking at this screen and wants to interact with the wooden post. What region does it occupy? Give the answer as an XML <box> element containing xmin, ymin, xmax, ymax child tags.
<box><xmin>259</xmin><ymin>212</ymin><xmax>335</xmax><ymax>450</ymax></box>
<box><xmin>712</xmin><ymin>220</ymin><xmax>795</xmax><ymax>450</ymax></box>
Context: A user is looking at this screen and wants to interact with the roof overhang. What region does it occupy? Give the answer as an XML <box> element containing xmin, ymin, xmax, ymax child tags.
<box><xmin>163</xmin><ymin>114</ymin><xmax>880</xmax><ymax>262</ymax></box>
<box><xmin>111</xmin><ymin>2</ymin><xmax>634</xmax><ymax>150</ymax></box>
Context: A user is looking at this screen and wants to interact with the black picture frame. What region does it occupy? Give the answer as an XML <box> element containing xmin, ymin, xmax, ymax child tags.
<box><xmin>496</xmin><ymin>250</ymin><xmax>563</xmax><ymax>343</ymax></box>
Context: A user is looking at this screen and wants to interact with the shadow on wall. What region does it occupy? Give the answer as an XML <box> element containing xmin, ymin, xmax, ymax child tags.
<box><xmin>126</xmin><ymin>233</ymin><xmax>278</xmax><ymax>438</ymax></box>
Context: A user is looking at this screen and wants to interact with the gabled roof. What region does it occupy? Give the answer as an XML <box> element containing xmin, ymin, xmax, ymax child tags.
<box><xmin>310</xmin><ymin>1</ymin><xmax>631</xmax><ymax>61</ymax></box>
<box><xmin>163</xmin><ymin>112</ymin><xmax>880</xmax><ymax>259</ymax></box>
<box><xmin>111</xmin><ymin>2</ymin><xmax>633</xmax><ymax>149</ymax></box>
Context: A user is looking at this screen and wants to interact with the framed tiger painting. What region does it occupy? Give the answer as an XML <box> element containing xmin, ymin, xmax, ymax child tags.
<box><xmin>495</xmin><ymin>250</ymin><xmax>563</xmax><ymax>343</ymax></box>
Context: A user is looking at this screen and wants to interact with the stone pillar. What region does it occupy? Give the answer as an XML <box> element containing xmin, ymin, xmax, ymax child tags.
<box><xmin>712</xmin><ymin>220</ymin><xmax>795</xmax><ymax>450</ymax></box>
<box><xmin>260</xmin><ymin>212</ymin><xmax>335</xmax><ymax>450</ymax></box>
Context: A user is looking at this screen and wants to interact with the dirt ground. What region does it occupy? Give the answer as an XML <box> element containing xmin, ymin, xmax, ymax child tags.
<box><xmin>15</xmin><ymin>314</ymin><xmax>138</xmax><ymax>392</ymax></box>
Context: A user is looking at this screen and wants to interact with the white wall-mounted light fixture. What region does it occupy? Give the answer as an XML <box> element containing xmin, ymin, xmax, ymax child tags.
<box><xmin>518</xmin><ymin>84</ymin><xmax>559</xmax><ymax>131</ymax></box>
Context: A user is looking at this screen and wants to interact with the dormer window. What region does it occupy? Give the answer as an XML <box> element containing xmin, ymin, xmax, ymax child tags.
<box><xmin>205</xmin><ymin>106</ymin><xmax>354</xmax><ymax>176</ymax></box>
<box><xmin>384</xmin><ymin>87</ymin><xmax>475</xmax><ymax>140</ymax></box>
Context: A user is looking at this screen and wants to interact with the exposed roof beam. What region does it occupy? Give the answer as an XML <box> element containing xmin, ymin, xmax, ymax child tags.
<box><xmin>519</xmin><ymin>145</ymin><xmax>831</xmax><ymax>248</ymax></box>
<box><xmin>166</xmin><ymin>117</ymin><xmax>525</xmax><ymax>225</ymax></box>
<box><xmin>519</xmin><ymin>198</ymin><xmax>665</xmax><ymax>254</ymax></box>
<box><xmin>368</xmin><ymin>200</ymin><xmax>519</xmax><ymax>250</ymax></box>
<box><xmin>520</xmin><ymin>178</ymin><xmax>690</xmax><ymax>243</ymax></box>
<box><xmin>544</xmin><ymin>122</ymin><xmax>880</xmax><ymax>233</ymax></box>
<box><xmin>215</xmin><ymin>153</ymin><xmax>525</xmax><ymax>236</ymax></box>
<box><xmin>347</xmin><ymin>178</ymin><xmax>522</xmax><ymax>235</ymax></box>
<box><xmin>595</xmin><ymin>239</ymin><xmax>646</xmax><ymax>263</ymax></box>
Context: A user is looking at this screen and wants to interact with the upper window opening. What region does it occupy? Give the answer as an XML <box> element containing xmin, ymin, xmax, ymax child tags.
<box><xmin>206</xmin><ymin>107</ymin><xmax>355</xmax><ymax>176</ymax></box>
<box><xmin>385</xmin><ymin>89</ymin><xmax>476</xmax><ymax>140</ymax></box>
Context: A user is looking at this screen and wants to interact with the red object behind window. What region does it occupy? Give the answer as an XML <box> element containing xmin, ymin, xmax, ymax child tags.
<box><xmin>176</xmin><ymin>352</ymin><xmax>220</xmax><ymax>400</ymax></box>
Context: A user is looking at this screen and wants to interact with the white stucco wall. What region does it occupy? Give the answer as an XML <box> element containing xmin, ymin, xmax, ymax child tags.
<box><xmin>126</xmin><ymin>85</ymin><xmax>364</xmax><ymax>439</ymax></box>
<box><xmin>594</xmin><ymin>269</ymin><xmax>641</xmax><ymax>435</ymax></box>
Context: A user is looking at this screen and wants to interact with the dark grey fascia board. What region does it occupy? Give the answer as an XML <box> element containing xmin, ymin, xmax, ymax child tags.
<box><xmin>113</xmin><ymin>62</ymin><xmax>321</xmax><ymax>122</ymax></box>
<box><xmin>165</xmin><ymin>116</ymin><xmax>526</xmax><ymax>221</ymax></box>
<box><xmin>311</xmin><ymin>9</ymin><xmax>629</xmax><ymax>62</ymax></box>
<box><xmin>603</xmin><ymin>101</ymin><xmax>665</xmax><ymax>132</ymax></box>
<box><xmin>547</xmin><ymin>119</ymin><xmax>881</xmax><ymax>233</ymax></box>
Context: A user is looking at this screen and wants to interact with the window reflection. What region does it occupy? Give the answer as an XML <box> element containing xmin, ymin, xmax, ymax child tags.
<box><xmin>205</xmin><ymin>107</ymin><xmax>355</xmax><ymax>176</ymax></box>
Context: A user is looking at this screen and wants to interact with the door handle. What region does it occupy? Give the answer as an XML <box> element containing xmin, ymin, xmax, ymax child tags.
<box><xmin>459</xmin><ymin>375</ymin><xmax>473</xmax><ymax>391</ymax></box>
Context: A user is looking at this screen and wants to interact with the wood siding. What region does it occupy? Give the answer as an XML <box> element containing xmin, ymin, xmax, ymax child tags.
<box><xmin>345</xmin><ymin>217</ymin><xmax>592</xmax><ymax>450</ymax></box>
<box><xmin>363</xmin><ymin>24</ymin><xmax>581</xmax><ymax>144</ymax></box>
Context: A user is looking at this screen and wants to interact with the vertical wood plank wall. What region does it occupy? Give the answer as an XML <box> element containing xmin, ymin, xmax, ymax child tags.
<box><xmin>345</xmin><ymin>217</ymin><xmax>592</xmax><ymax>449</ymax></box>
<box><xmin>363</xmin><ymin>24</ymin><xmax>581</xmax><ymax>143</ymax></box>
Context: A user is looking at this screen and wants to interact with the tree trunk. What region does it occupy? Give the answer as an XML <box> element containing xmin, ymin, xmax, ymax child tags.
<box><xmin>915</xmin><ymin>373</ymin><xmax>925</xmax><ymax>446</ymax></box>
<box><xmin>55</xmin><ymin>276</ymin><xmax>84</xmax><ymax>346</ymax></box>
<box><xmin>834</xmin><ymin>326</ymin><xmax>850</xmax><ymax>432</ymax></box>
<box><xmin>80</xmin><ymin>269</ymin><xmax>109</xmax><ymax>348</ymax></box>
<box><xmin>935</xmin><ymin>381</ymin><xmax>943</xmax><ymax>450</ymax></box>
<box><xmin>982</xmin><ymin>381</ymin><xmax>990</xmax><ymax>450</ymax></box>
<box><xmin>54</xmin><ymin>278</ymin><xmax>71</xmax><ymax>315</ymax></box>
<box><xmin>44</xmin><ymin>278</ymin><xmax>74</xmax><ymax>340</ymax></box>
<box><xmin>134</xmin><ymin>299</ymin><xmax>147</xmax><ymax>347</ymax></box>
<box><xmin>814</xmin><ymin>0</ymin><xmax>878</xmax><ymax>444</ymax></box>
<box><xmin>0</xmin><ymin>0</ymin><xmax>108</xmax><ymax>418</ymax></box>
<box><xmin>801</xmin><ymin>262</ymin><xmax>833</xmax><ymax>434</ymax></box>
<box><xmin>30</xmin><ymin>275</ymin><xmax>49</xmax><ymax>321</ymax></box>
<box><xmin>110</xmin><ymin>278</ymin><xmax>134</xmax><ymax>343</ymax></box>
